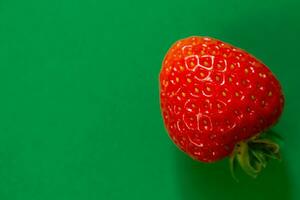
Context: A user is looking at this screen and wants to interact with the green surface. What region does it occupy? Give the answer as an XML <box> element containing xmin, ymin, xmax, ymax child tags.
<box><xmin>0</xmin><ymin>0</ymin><xmax>299</xmax><ymax>199</ymax></box>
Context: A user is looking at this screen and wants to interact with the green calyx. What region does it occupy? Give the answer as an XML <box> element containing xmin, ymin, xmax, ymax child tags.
<box><xmin>229</xmin><ymin>131</ymin><xmax>282</xmax><ymax>181</ymax></box>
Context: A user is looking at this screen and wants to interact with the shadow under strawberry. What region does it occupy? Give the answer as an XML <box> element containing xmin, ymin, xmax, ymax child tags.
<box><xmin>175</xmin><ymin>147</ymin><xmax>291</xmax><ymax>200</ymax></box>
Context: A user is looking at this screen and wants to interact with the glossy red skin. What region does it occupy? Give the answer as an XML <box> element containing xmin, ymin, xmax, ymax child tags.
<box><xmin>159</xmin><ymin>36</ymin><xmax>284</xmax><ymax>162</ymax></box>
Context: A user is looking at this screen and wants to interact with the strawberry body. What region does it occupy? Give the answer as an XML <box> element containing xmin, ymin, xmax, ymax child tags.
<box><xmin>159</xmin><ymin>36</ymin><xmax>284</xmax><ymax>163</ymax></box>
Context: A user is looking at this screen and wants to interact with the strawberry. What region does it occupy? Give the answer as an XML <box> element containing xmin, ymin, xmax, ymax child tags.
<box><xmin>159</xmin><ymin>36</ymin><xmax>284</xmax><ymax>178</ymax></box>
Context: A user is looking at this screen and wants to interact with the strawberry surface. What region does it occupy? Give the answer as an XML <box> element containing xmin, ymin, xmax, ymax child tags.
<box><xmin>159</xmin><ymin>36</ymin><xmax>284</xmax><ymax>163</ymax></box>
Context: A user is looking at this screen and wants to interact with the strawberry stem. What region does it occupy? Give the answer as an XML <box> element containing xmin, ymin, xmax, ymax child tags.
<box><xmin>229</xmin><ymin>131</ymin><xmax>282</xmax><ymax>180</ymax></box>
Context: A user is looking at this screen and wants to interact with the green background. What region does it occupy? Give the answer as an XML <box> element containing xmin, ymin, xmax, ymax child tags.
<box><xmin>0</xmin><ymin>0</ymin><xmax>299</xmax><ymax>199</ymax></box>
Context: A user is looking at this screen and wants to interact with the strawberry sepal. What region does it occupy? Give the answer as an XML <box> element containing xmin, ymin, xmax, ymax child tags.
<box><xmin>229</xmin><ymin>131</ymin><xmax>282</xmax><ymax>180</ymax></box>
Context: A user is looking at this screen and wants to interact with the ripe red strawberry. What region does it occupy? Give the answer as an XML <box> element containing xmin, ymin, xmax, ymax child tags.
<box><xmin>159</xmin><ymin>36</ymin><xmax>284</xmax><ymax>178</ymax></box>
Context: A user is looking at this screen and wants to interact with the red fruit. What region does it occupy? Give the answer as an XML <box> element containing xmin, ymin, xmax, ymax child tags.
<box><xmin>159</xmin><ymin>36</ymin><xmax>284</xmax><ymax>178</ymax></box>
